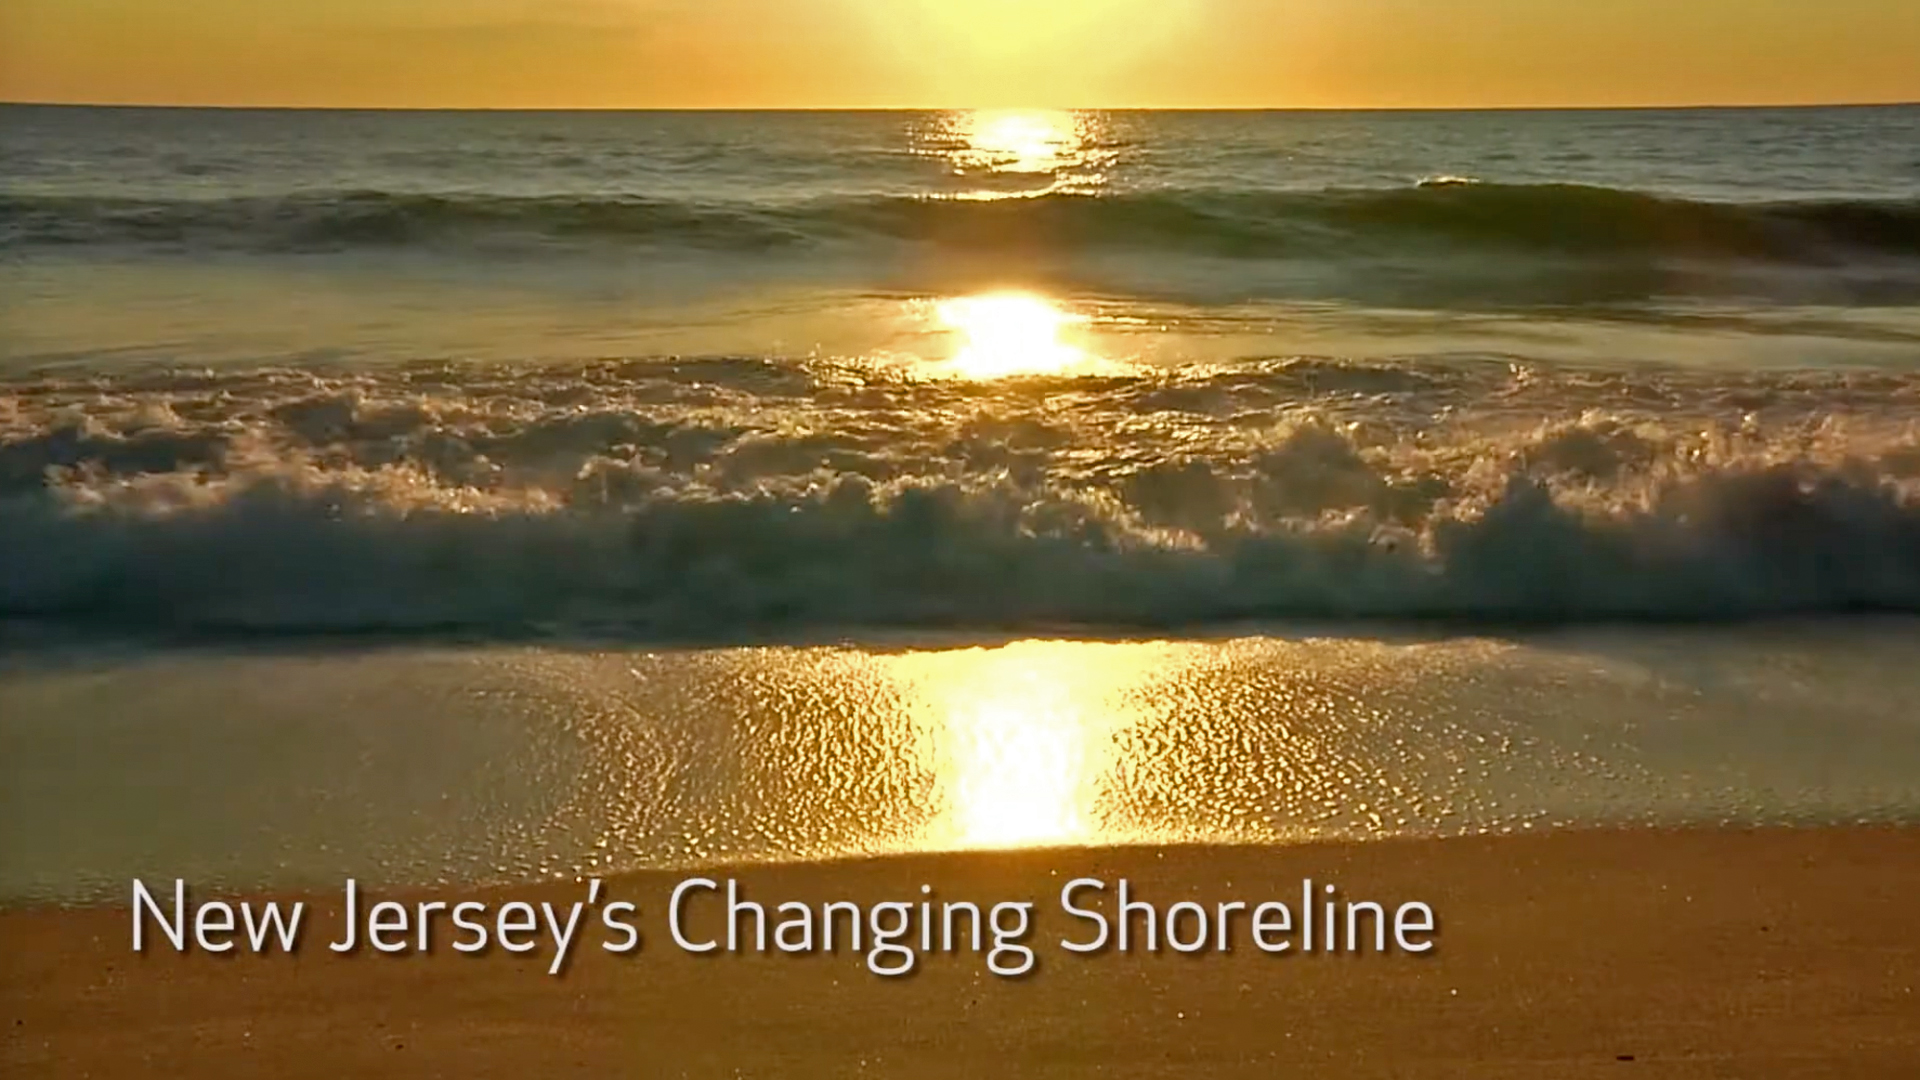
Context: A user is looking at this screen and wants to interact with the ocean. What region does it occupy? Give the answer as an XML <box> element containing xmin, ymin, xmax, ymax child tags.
<box><xmin>4</xmin><ymin>105</ymin><xmax>1920</xmax><ymax>902</ymax></box>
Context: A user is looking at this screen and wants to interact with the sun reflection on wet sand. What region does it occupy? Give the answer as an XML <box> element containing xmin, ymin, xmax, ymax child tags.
<box><xmin>887</xmin><ymin>642</ymin><xmax>1167</xmax><ymax>849</ymax></box>
<box><xmin>947</xmin><ymin>696</ymin><xmax>1089</xmax><ymax>845</ymax></box>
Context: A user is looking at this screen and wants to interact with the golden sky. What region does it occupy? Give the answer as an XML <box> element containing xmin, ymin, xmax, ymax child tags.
<box><xmin>4</xmin><ymin>0</ymin><xmax>1918</xmax><ymax>109</ymax></box>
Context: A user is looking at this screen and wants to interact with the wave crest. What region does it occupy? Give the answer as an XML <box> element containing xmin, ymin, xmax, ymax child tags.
<box><xmin>9</xmin><ymin>184</ymin><xmax>1920</xmax><ymax>264</ymax></box>
<box><xmin>4</xmin><ymin>360</ymin><xmax>1919</xmax><ymax>634</ymax></box>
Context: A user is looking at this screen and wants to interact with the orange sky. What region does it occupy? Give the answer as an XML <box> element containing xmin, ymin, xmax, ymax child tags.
<box><xmin>4</xmin><ymin>0</ymin><xmax>1918</xmax><ymax>109</ymax></box>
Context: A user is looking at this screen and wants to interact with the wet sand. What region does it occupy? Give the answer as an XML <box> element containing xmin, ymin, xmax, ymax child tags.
<box><xmin>5</xmin><ymin>827</ymin><xmax>1918</xmax><ymax>1079</ymax></box>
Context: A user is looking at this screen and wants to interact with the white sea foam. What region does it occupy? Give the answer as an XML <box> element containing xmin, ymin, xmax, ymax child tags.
<box><xmin>4</xmin><ymin>356</ymin><xmax>1918</xmax><ymax>634</ymax></box>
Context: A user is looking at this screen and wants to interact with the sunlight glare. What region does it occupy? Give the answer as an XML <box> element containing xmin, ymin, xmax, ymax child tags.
<box><xmin>937</xmin><ymin>293</ymin><xmax>1088</xmax><ymax>378</ymax></box>
<box><xmin>963</xmin><ymin>109</ymin><xmax>1080</xmax><ymax>174</ymax></box>
<box><xmin>887</xmin><ymin>642</ymin><xmax>1163</xmax><ymax>849</ymax></box>
<box><xmin>916</xmin><ymin>109</ymin><xmax>1110</xmax><ymax>198</ymax></box>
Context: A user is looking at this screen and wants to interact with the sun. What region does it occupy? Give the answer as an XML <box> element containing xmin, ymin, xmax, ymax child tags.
<box><xmin>936</xmin><ymin>293</ymin><xmax>1089</xmax><ymax>378</ymax></box>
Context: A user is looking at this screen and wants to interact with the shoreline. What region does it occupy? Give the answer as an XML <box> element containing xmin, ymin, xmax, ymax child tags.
<box><xmin>10</xmin><ymin>630</ymin><xmax>1920</xmax><ymax>909</ymax></box>
<box><xmin>6</xmin><ymin>819</ymin><xmax>1910</xmax><ymax>913</ymax></box>
<box><xmin>7</xmin><ymin>825</ymin><xmax>1918</xmax><ymax>1077</ymax></box>
<box><xmin>9</xmin><ymin>611</ymin><xmax>1920</xmax><ymax>659</ymax></box>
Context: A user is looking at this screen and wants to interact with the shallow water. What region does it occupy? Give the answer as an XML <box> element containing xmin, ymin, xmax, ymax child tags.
<box><xmin>6</xmin><ymin>624</ymin><xmax>1919</xmax><ymax>904</ymax></box>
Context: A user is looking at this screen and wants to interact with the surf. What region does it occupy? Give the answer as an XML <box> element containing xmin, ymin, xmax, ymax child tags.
<box><xmin>10</xmin><ymin>184</ymin><xmax>1920</xmax><ymax>264</ymax></box>
<box><xmin>4</xmin><ymin>358</ymin><xmax>1919</xmax><ymax>637</ymax></box>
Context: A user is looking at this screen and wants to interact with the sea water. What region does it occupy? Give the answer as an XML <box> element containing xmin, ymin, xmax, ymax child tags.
<box><xmin>4</xmin><ymin>106</ymin><xmax>1920</xmax><ymax>901</ymax></box>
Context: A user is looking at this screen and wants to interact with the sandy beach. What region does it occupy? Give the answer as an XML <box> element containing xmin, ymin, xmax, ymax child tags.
<box><xmin>6</xmin><ymin>826</ymin><xmax>1917</xmax><ymax>1078</ymax></box>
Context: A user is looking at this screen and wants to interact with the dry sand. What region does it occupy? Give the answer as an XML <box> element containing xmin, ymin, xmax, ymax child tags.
<box><xmin>5</xmin><ymin>827</ymin><xmax>1918</xmax><ymax>1078</ymax></box>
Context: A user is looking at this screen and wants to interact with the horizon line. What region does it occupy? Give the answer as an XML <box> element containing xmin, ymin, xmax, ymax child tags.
<box><xmin>5</xmin><ymin>98</ymin><xmax>1918</xmax><ymax>114</ymax></box>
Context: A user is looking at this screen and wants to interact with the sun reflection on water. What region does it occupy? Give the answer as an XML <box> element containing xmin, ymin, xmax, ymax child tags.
<box><xmin>958</xmin><ymin>110</ymin><xmax>1083</xmax><ymax>175</ymax></box>
<box><xmin>936</xmin><ymin>292</ymin><xmax>1089</xmax><ymax>378</ymax></box>
<box><xmin>918</xmin><ymin>109</ymin><xmax>1111</xmax><ymax>197</ymax></box>
<box><xmin>903</xmin><ymin>110</ymin><xmax>1115</xmax><ymax>379</ymax></box>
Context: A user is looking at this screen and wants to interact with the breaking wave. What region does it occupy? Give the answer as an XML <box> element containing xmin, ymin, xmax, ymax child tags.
<box><xmin>4</xmin><ymin>358</ymin><xmax>1920</xmax><ymax>636</ymax></box>
<box><xmin>8</xmin><ymin>184</ymin><xmax>1920</xmax><ymax>264</ymax></box>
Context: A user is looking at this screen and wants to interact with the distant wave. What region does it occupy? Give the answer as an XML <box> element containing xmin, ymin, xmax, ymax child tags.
<box><xmin>8</xmin><ymin>184</ymin><xmax>1920</xmax><ymax>265</ymax></box>
<box><xmin>0</xmin><ymin>191</ymin><xmax>809</xmax><ymax>253</ymax></box>
<box><xmin>4</xmin><ymin>359</ymin><xmax>1919</xmax><ymax>636</ymax></box>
